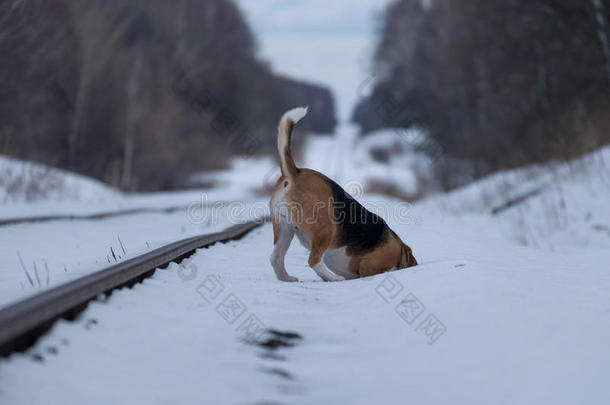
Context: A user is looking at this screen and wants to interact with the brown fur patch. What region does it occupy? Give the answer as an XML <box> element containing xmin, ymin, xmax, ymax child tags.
<box><xmin>349</xmin><ymin>231</ymin><xmax>407</xmax><ymax>277</ymax></box>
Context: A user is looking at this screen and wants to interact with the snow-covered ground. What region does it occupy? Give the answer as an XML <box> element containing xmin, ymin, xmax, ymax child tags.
<box><xmin>0</xmin><ymin>154</ymin><xmax>267</xmax><ymax>308</ymax></box>
<box><xmin>3</xmin><ymin>0</ymin><xmax>607</xmax><ymax>401</ymax></box>
<box><xmin>318</xmin><ymin>126</ymin><xmax>438</xmax><ymax>199</ymax></box>
<box><xmin>1</xmin><ymin>191</ymin><xmax>608</xmax><ymax>404</ymax></box>
<box><xmin>0</xmin><ymin>202</ymin><xmax>265</xmax><ymax>308</ymax></box>
<box><xmin>0</xmin><ymin>155</ymin><xmax>118</xmax><ymax>205</ymax></box>
<box><xmin>429</xmin><ymin>145</ymin><xmax>610</xmax><ymax>252</ymax></box>
<box><xmin>0</xmin><ymin>154</ymin><xmax>258</xmax><ymax>221</ymax></box>
<box><xmin>1</xmin><ymin>129</ymin><xmax>609</xmax><ymax>403</ymax></box>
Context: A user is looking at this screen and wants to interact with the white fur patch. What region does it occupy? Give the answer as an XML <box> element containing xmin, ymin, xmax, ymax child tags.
<box><xmin>282</xmin><ymin>106</ymin><xmax>308</xmax><ymax>124</ymax></box>
<box><xmin>277</xmin><ymin>106</ymin><xmax>308</xmax><ymax>176</ymax></box>
<box><xmin>323</xmin><ymin>247</ymin><xmax>358</xmax><ymax>279</ymax></box>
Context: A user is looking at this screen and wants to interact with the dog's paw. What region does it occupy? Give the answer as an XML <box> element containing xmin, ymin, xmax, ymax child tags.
<box><xmin>279</xmin><ymin>275</ymin><xmax>299</xmax><ymax>282</ymax></box>
<box><xmin>326</xmin><ymin>275</ymin><xmax>345</xmax><ymax>282</ymax></box>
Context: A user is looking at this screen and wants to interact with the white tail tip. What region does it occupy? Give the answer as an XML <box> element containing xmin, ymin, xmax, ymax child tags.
<box><xmin>282</xmin><ymin>106</ymin><xmax>308</xmax><ymax>124</ymax></box>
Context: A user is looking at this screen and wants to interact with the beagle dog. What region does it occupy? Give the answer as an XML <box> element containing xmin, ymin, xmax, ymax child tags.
<box><xmin>269</xmin><ymin>107</ymin><xmax>418</xmax><ymax>282</ymax></box>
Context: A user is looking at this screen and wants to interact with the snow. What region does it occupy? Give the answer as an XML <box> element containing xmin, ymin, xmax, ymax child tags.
<box><xmin>1</xmin><ymin>136</ymin><xmax>610</xmax><ymax>403</ymax></box>
<box><xmin>1</xmin><ymin>191</ymin><xmax>609</xmax><ymax>403</ymax></box>
<box><xmin>0</xmin><ymin>154</ymin><xmax>261</xmax><ymax>221</ymax></box>
<box><xmin>0</xmin><ymin>155</ymin><xmax>118</xmax><ymax>204</ymax></box>
<box><xmin>346</xmin><ymin>127</ymin><xmax>438</xmax><ymax>198</ymax></box>
<box><xmin>429</xmin><ymin>146</ymin><xmax>610</xmax><ymax>251</ymax></box>
<box><xmin>0</xmin><ymin>154</ymin><xmax>270</xmax><ymax>308</ymax></box>
<box><xmin>188</xmin><ymin>125</ymin><xmax>437</xmax><ymax>200</ymax></box>
<box><xmin>0</xmin><ymin>202</ymin><xmax>265</xmax><ymax>309</ymax></box>
<box><xmin>190</xmin><ymin>156</ymin><xmax>277</xmax><ymax>196</ymax></box>
<box><xmin>2</xmin><ymin>0</ymin><xmax>608</xmax><ymax>401</ymax></box>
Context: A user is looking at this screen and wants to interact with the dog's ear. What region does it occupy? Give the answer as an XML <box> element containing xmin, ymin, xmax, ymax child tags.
<box><xmin>399</xmin><ymin>243</ymin><xmax>417</xmax><ymax>268</ymax></box>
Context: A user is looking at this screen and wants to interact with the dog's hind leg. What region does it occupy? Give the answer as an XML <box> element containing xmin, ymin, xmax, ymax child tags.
<box><xmin>308</xmin><ymin>238</ymin><xmax>345</xmax><ymax>282</ymax></box>
<box><xmin>270</xmin><ymin>222</ymin><xmax>299</xmax><ymax>282</ymax></box>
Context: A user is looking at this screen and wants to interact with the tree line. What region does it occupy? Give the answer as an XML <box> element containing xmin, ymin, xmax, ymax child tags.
<box><xmin>353</xmin><ymin>0</ymin><xmax>610</xmax><ymax>189</ymax></box>
<box><xmin>0</xmin><ymin>0</ymin><xmax>336</xmax><ymax>191</ymax></box>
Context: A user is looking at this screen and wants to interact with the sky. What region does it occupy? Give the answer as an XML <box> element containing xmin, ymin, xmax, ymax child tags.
<box><xmin>234</xmin><ymin>0</ymin><xmax>396</xmax><ymax>123</ymax></box>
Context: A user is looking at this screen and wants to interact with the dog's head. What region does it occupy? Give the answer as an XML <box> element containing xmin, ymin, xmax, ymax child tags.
<box><xmin>399</xmin><ymin>243</ymin><xmax>418</xmax><ymax>268</ymax></box>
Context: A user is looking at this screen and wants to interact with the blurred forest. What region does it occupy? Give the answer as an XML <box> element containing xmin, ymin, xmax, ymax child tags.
<box><xmin>354</xmin><ymin>0</ymin><xmax>610</xmax><ymax>189</ymax></box>
<box><xmin>0</xmin><ymin>0</ymin><xmax>336</xmax><ymax>191</ymax></box>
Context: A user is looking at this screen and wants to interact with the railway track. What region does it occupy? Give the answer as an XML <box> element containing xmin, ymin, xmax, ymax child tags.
<box><xmin>0</xmin><ymin>219</ymin><xmax>266</xmax><ymax>357</ymax></box>
<box><xmin>0</xmin><ymin>205</ymin><xmax>190</xmax><ymax>227</ymax></box>
<box><xmin>0</xmin><ymin>199</ymin><xmax>245</xmax><ymax>227</ymax></box>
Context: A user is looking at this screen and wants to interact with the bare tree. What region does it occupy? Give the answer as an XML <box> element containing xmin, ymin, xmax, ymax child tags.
<box><xmin>592</xmin><ymin>0</ymin><xmax>610</xmax><ymax>83</ymax></box>
<box><xmin>355</xmin><ymin>0</ymin><xmax>610</xmax><ymax>188</ymax></box>
<box><xmin>0</xmin><ymin>0</ymin><xmax>26</xmax><ymax>43</ymax></box>
<box><xmin>0</xmin><ymin>0</ymin><xmax>337</xmax><ymax>191</ymax></box>
<box><xmin>64</xmin><ymin>0</ymin><xmax>130</xmax><ymax>168</ymax></box>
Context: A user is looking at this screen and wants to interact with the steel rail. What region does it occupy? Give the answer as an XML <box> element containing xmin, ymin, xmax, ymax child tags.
<box><xmin>0</xmin><ymin>219</ymin><xmax>266</xmax><ymax>357</ymax></box>
<box><xmin>0</xmin><ymin>199</ymin><xmax>247</xmax><ymax>227</ymax></box>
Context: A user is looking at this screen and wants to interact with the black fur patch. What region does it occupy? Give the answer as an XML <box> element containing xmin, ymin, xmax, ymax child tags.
<box><xmin>326</xmin><ymin>179</ymin><xmax>388</xmax><ymax>254</ymax></box>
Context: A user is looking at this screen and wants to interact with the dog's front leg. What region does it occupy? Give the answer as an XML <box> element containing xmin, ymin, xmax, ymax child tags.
<box><xmin>270</xmin><ymin>223</ymin><xmax>299</xmax><ymax>282</ymax></box>
<box><xmin>308</xmin><ymin>240</ymin><xmax>345</xmax><ymax>282</ymax></box>
<box><xmin>312</xmin><ymin>262</ymin><xmax>345</xmax><ymax>282</ymax></box>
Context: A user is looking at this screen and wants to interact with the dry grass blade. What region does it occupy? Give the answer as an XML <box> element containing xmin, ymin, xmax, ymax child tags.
<box><xmin>16</xmin><ymin>250</ymin><xmax>34</xmax><ymax>288</ymax></box>
<box><xmin>33</xmin><ymin>262</ymin><xmax>41</xmax><ymax>288</ymax></box>
<box><xmin>117</xmin><ymin>236</ymin><xmax>126</xmax><ymax>255</ymax></box>
<box><xmin>44</xmin><ymin>262</ymin><xmax>50</xmax><ymax>288</ymax></box>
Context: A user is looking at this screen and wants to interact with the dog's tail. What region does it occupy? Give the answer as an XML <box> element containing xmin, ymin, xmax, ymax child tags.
<box><xmin>277</xmin><ymin>106</ymin><xmax>308</xmax><ymax>179</ymax></box>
